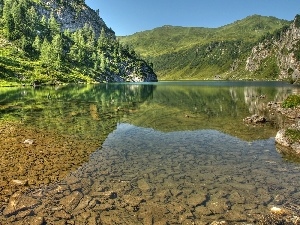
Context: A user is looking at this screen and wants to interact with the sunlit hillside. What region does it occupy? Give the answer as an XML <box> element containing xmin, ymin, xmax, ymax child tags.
<box><xmin>119</xmin><ymin>15</ymin><xmax>291</xmax><ymax>80</ymax></box>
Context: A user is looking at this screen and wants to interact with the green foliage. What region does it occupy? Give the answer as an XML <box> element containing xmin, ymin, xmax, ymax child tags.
<box><xmin>40</xmin><ymin>38</ymin><xmax>51</xmax><ymax>66</ymax></box>
<box><xmin>254</xmin><ymin>56</ymin><xmax>280</xmax><ymax>80</ymax></box>
<box><xmin>49</xmin><ymin>13</ymin><xmax>60</xmax><ymax>36</ymax></box>
<box><xmin>0</xmin><ymin>0</ymin><xmax>3</xmax><ymax>15</ymax></box>
<box><xmin>295</xmin><ymin>14</ymin><xmax>300</xmax><ymax>28</ymax></box>
<box><xmin>286</xmin><ymin>129</ymin><xmax>300</xmax><ymax>142</ymax></box>
<box><xmin>293</xmin><ymin>40</ymin><xmax>300</xmax><ymax>61</ymax></box>
<box><xmin>0</xmin><ymin>0</ymin><xmax>155</xmax><ymax>84</ymax></box>
<box><xmin>282</xmin><ymin>95</ymin><xmax>300</xmax><ymax>108</ymax></box>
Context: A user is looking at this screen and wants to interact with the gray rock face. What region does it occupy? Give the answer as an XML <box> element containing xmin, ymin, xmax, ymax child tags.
<box><xmin>270</xmin><ymin>101</ymin><xmax>300</xmax><ymax>156</ymax></box>
<box><xmin>38</xmin><ymin>0</ymin><xmax>114</xmax><ymax>38</ymax></box>
<box><xmin>103</xmin><ymin>60</ymin><xmax>158</xmax><ymax>82</ymax></box>
<box><xmin>275</xmin><ymin>129</ymin><xmax>291</xmax><ymax>148</ymax></box>
<box><xmin>275</xmin><ymin>128</ymin><xmax>300</xmax><ymax>155</ymax></box>
<box><xmin>246</xmin><ymin>16</ymin><xmax>300</xmax><ymax>81</ymax></box>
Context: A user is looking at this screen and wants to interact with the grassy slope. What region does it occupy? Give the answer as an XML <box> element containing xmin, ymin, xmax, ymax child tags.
<box><xmin>119</xmin><ymin>15</ymin><xmax>291</xmax><ymax>80</ymax></box>
<box><xmin>0</xmin><ymin>32</ymin><xmax>95</xmax><ymax>86</ymax></box>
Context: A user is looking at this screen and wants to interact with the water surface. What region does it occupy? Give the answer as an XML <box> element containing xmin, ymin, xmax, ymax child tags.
<box><xmin>1</xmin><ymin>81</ymin><xmax>300</xmax><ymax>224</ymax></box>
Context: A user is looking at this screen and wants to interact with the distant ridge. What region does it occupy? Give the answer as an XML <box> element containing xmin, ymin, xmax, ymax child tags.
<box><xmin>119</xmin><ymin>15</ymin><xmax>296</xmax><ymax>81</ymax></box>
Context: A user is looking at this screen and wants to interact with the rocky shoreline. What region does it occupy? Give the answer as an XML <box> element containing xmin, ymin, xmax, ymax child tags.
<box><xmin>244</xmin><ymin>101</ymin><xmax>300</xmax><ymax>158</ymax></box>
<box><xmin>268</xmin><ymin>101</ymin><xmax>300</xmax><ymax>158</ymax></box>
<box><xmin>243</xmin><ymin>101</ymin><xmax>300</xmax><ymax>224</ymax></box>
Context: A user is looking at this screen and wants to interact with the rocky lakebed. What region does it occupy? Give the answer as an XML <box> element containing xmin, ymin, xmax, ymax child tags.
<box><xmin>1</xmin><ymin>117</ymin><xmax>300</xmax><ymax>224</ymax></box>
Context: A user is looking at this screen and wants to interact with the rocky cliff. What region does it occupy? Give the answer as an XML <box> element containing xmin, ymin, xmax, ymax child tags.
<box><xmin>38</xmin><ymin>0</ymin><xmax>114</xmax><ymax>38</ymax></box>
<box><xmin>246</xmin><ymin>15</ymin><xmax>300</xmax><ymax>82</ymax></box>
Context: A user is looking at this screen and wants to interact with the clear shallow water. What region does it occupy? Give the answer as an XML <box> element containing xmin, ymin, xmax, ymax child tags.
<box><xmin>4</xmin><ymin>123</ymin><xmax>300</xmax><ymax>224</ymax></box>
<box><xmin>83</xmin><ymin>123</ymin><xmax>300</xmax><ymax>222</ymax></box>
<box><xmin>1</xmin><ymin>81</ymin><xmax>300</xmax><ymax>224</ymax></box>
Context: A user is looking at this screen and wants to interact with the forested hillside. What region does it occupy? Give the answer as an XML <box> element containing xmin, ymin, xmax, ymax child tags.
<box><xmin>119</xmin><ymin>15</ymin><xmax>292</xmax><ymax>80</ymax></box>
<box><xmin>0</xmin><ymin>0</ymin><xmax>157</xmax><ymax>85</ymax></box>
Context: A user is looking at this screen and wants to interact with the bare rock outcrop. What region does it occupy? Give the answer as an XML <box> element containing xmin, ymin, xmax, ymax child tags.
<box><xmin>246</xmin><ymin>15</ymin><xmax>300</xmax><ymax>81</ymax></box>
<box><xmin>38</xmin><ymin>0</ymin><xmax>114</xmax><ymax>38</ymax></box>
<box><xmin>267</xmin><ymin>101</ymin><xmax>300</xmax><ymax>157</ymax></box>
<box><xmin>275</xmin><ymin>126</ymin><xmax>300</xmax><ymax>156</ymax></box>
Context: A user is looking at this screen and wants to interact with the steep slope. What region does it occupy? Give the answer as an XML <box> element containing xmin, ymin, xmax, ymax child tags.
<box><xmin>244</xmin><ymin>15</ymin><xmax>300</xmax><ymax>82</ymax></box>
<box><xmin>0</xmin><ymin>0</ymin><xmax>157</xmax><ymax>85</ymax></box>
<box><xmin>119</xmin><ymin>15</ymin><xmax>290</xmax><ymax>80</ymax></box>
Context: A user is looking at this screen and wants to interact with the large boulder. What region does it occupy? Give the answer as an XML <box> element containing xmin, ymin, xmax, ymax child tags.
<box><xmin>275</xmin><ymin>127</ymin><xmax>300</xmax><ymax>157</ymax></box>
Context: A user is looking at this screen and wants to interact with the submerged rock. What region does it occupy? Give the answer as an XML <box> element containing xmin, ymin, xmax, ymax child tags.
<box><xmin>60</xmin><ymin>191</ymin><xmax>84</xmax><ymax>212</ymax></box>
<box><xmin>3</xmin><ymin>192</ymin><xmax>41</xmax><ymax>217</ymax></box>
<box><xmin>10</xmin><ymin>180</ymin><xmax>29</xmax><ymax>186</ymax></box>
<box><xmin>23</xmin><ymin>139</ymin><xmax>34</xmax><ymax>145</ymax></box>
<box><xmin>259</xmin><ymin>206</ymin><xmax>300</xmax><ymax>225</ymax></box>
<box><xmin>243</xmin><ymin>114</ymin><xmax>267</xmax><ymax>124</ymax></box>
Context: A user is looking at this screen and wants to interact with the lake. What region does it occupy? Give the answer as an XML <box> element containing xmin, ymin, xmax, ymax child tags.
<box><xmin>1</xmin><ymin>81</ymin><xmax>300</xmax><ymax>224</ymax></box>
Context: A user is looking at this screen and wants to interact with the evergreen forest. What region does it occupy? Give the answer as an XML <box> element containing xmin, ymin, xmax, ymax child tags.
<box><xmin>0</xmin><ymin>0</ymin><xmax>155</xmax><ymax>86</ymax></box>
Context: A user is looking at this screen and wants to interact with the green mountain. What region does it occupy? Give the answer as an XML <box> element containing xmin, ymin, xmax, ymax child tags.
<box><xmin>119</xmin><ymin>15</ymin><xmax>294</xmax><ymax>80</ymax></box>
<box><xmin>0</xmin><ymin>0</ymin><xmax>157</xmax><ymax>86</ymax></box>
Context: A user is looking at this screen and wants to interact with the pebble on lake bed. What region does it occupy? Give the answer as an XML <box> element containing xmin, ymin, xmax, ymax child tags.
<box><xmin>11</xmin><ymin>180</ymin><xmax>28</xmax><ymax>186</ymax></box>
<box><xmin>270</xmin><ymin>206</ymin><xmax>285</xmax><ymax>215</ymax></box>
<box><xmin>23</xmin><ymin>139</ymin><xmax>35</xmax><ymax>145</ymax></box>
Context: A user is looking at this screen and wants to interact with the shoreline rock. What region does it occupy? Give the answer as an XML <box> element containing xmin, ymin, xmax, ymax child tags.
<box><xmin>268</xmin><ymin>102</ymin><xmax>300</xmax><ymax>157</ymax></box>
<box><xmin>243</xmin><ymin>101</ymin><xmax>300</xmax><ymax>158</ymax></box>
<box><xmin>243</xmin><ymin>114</ymin><xmax>267</xmax><ymax>124</ymax></box>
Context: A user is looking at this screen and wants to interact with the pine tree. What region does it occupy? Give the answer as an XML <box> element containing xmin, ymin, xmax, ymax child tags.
<box><xmin>2</xmin><ymin>0</ymin><xmax>15</xmax><ymax>39</ymax></box>
<box><xmin>49</xmin><ymin>13</ymin><xmax>60</xmax><ymax>37</ymax></box>
<box><xmin>39</xmin><ymin>15</ymin><xmax>50</xmax><ymax>40</ymax></box>
<box><xmin>51</xmin><ymin>34</ymin><xmax>63</xmax><ymax>69</ymax></box>
<box><xmin>97</xmin><ymin>27</ymin><xmax>108</xmax><ymax>51</ymax></box>
<box><xmin>0</xmin><ymin>0</ymin><xmax>4</xmax><ymax>17</ymax></box>
<box><xmin>32</xmin><ymin>35</ymin><xmax>41</xmax><ymax>53</ymax></box>
<box><xmin>100</xmin><ymin>52</ymin><xmax>107</xmax><ymax>72</ymax></box>
<box><xmin>27</xmin><ymin>6</ymin><xmax>39</xmax><ymax>38</ymax></box>
<box><xmin>40</xmin><ymin>38</ymin><xmax>51</xmax><ymax>67</ymax></box>
<box><xmin>69</xmin><ymin>30</ymin><xmax>84</xmax><ymax>63</ymax></box>
<box><xmin>3</xmin><ymin>13</ymin><xmax>15</xmax><ymax>39</ymax></box>
<box><xmin>12</xmin><ymin>1</ymin><xmax>25</xmax><ymax>39</ymax></box>
<box><xmin>20</xmin><ymin>35</ymin><xmax>30</xmax><ymax>52</ymax></box>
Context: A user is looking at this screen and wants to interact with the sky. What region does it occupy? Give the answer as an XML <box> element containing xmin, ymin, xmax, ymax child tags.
<box><xmin>85</xmin><ymin>0</ymin><xmax>300</xmax><ymax>36</ymax></box>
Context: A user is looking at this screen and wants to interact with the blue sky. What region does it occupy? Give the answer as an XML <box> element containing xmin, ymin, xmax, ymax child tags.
<box><xmin>85</xmin><ymin>0</ymin><xmax>300</xmax><ymax>36</ymax></box>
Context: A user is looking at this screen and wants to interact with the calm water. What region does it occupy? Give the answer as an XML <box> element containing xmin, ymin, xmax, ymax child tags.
<box><xmin>1</xmin><ymin>81</ymin><xmax>300</xmax><ymax>224</ymax></box>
